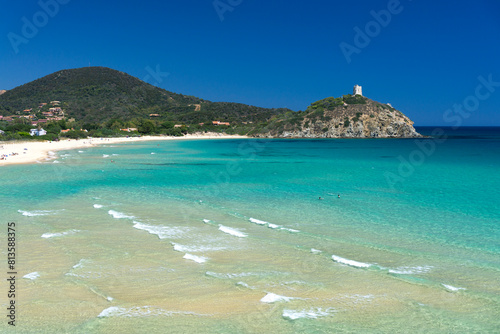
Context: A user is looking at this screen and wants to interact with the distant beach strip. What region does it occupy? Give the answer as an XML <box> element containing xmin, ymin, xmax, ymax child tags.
<box><xmin>0</xmin><ymin>133</ymin><xmax>248</xmax><ymax>166</ymax></box>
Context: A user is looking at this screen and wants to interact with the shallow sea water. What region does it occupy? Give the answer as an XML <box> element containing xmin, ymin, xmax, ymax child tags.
<box><xmin>1</xmin><ymin>127</ymin><xmax>499</xmax><ymax>333</ymax></box>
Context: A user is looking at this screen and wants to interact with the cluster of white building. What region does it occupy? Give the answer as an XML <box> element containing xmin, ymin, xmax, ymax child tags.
<box><xmin>30</xmin><ymin>128</ymin><xmax>47</xmax><ymax>136</ymax></box>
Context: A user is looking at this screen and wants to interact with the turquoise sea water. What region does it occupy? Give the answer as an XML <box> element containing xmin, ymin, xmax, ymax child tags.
<box><xmin>1</xmin><ymin>127</ymin><xmax>499</xmax><ymax>333</ymax></box>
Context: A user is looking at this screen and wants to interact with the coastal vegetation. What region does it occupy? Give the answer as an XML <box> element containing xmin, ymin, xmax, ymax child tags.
<box><xmin>0</xmin><ymin>67</ymin><xmax>421</xmax><ymax>140</ymax></box>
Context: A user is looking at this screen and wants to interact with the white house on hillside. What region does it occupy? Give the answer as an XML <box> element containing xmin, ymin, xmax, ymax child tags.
<box><xmin>30</xmin><ymin>128</ymin><xmax>47</xmax><ymax>136</ymax></box>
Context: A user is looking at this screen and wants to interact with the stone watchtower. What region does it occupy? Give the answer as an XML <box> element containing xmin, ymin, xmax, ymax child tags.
<box><xmin>353</xmin><ymin>85</ymin><xmax>362</xmax><ymax>96</ymax></box>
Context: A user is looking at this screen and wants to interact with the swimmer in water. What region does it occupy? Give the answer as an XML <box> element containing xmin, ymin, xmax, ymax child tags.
<box><xmin>338</xmin><ymin>194</ymin><xmax>340</xmax><ymax>198</ymax></box>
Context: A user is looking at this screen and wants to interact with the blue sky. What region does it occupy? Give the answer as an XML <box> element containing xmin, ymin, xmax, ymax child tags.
<box><xmin>1</xmin><ymin>0</ymin><xmax>499</xmax><ymax>125</ymax></box>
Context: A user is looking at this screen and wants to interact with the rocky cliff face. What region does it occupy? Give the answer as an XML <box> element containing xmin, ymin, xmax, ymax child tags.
<box><xmin>255</xmin><ymin>95</ymin><xmax>422</xmax><ymax>138</ymax></box>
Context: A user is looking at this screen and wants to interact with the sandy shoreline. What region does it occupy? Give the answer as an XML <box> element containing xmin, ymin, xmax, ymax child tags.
<box><xmin>0</xmin><ymin>133</ymin><xmax>248</xmax><ymax>166</ymax></box>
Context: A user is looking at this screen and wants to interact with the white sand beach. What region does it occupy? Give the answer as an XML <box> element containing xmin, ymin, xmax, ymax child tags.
<box><xmin>0</xmin><ymin>133</ymin><xmax>248</xmax><ymax>166</ymax></box>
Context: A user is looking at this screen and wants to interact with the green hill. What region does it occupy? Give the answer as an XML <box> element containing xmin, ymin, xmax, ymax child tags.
<box><xmin>0</xmin><ymin>67</ymin><xmax>288</xmax><ymax>125</ymax></box>
<box><xmin>0</xmin><ymin>67</ymin><xmax>421</xmax><ymax>139</ymax></box>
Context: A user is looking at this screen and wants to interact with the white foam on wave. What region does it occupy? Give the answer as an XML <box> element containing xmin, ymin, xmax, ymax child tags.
<box><xmin>282</xmin><ymin>307</ymin><xmax>335</xmax><ymax>320</ymax></box>
<box><xmin>249</xmin><ymin>217</ymin><xmax>299</xmax><ymax>232</ymax></box>
<box><xmin>41</xmin><ymin>229</ymin><xmax>80</xmax><ymax>239</ymax></box>
<box><xmin>260</xmin><ymin>293</ymin><xmax>295</xmax><ymax>303</ymax></box>
<box><xmin>442</xmin><ymin>284</ymin><xmax>465</xmax><ymax>292</ymax></box>
<box><xmin>236</xmin><ymin>281</ymin><xmax>254</xmax><ymax>289</ymax></box>
<box><xmin>218</xmin><ymin>225</ymin><xmax>247</xmax><ymax>238</ymax></box>
<box><xmin>151</xmin><ymin>152</ymin><xmax>156</xmax><ymax>155</ymax></box>
<box><xmin>339</xmin><ymin>294</ymin><xmax>375</xmax><ymax>304</ymax></box>
<box><xmin>203</xmin><ymin>219</ymin><xmax>212</xmax><ymax>224</ymax></box>
<box><xmin>98</xmin><ymin>306</ymin><xmax>201</xmax><ymax>318</ymax></box>
<box><xmin>103</xmin><ymin>154</ymin><xmax>109</xmax><ymax>158</ymax></box>
<box><xmin>331</xmin><ymin>254</ymin><xmax>372</xmax><ymax>268</ymax></box>
<box><xmin>183</xmin><ymin>253</ymin><xmax>207</xmax><ymax>263</ymax></box>
<box><xmin>249</xmin><ymin>218</ymin><xmax>268</xmax><ymax>225</ymax></box>
<box><xmin>206</xmin><ymin>271</ymin><xmax>257</xmax><ymax>279</ymax></box>
<box><xmin>78</xmin><ymin>150</ymin><xmax>84</xmax><ymax>153</ymax></box>
<box><xmin>389</xmin><ymin>266</ymin><xmax>433</xmax><ymax>275</ymax></box>
<box><xmin>281</xmin><ymin>227</ymin><xmax>300</xmax><ymax>233</ymax></box>
<box><xmin>18</xmin><ymin>209</ymin><xmax>56</xmax><ymax>217</ymax></box>
<box><xmin>93</xmin><ymin>204</ymin><xmax>103</xmax><ymax>209</ymax></box>
<box><xmin>23</xmin><ymin>272</ymin><xmax>40</xmax><ymax>280</ymax></box>
<box><xmin>280</xmin><ymin>280</ymin><xmax>310</xmax><ymax>286</ymax></box>
<box><xmin>311</xmin><ymin>248</ymin><xmax>322</xmax><ymax>254</ymax></box>
<box><xmin>72</xmin><ymin>259</ymin><xmax>89</xmax><ymax>269</ymax></box>
<box><xmin>172</xmin><ymin>243</ymin><xmax>226</xmax><ymax>253</ymax></box>
<box><xmin>172</xmin><ymin>243</ymin><xmax>190</xmax><ymax>252</ymax></box>
<box><xmin>133</xmin><ymin>221</ymin><xmax>189</xmax><ymax>239</ymax></box>
<box><xmin>65</xmin><ymin>265</ymin><xmax>105</xmax><ymax>279</ymax></box>
<box><xmin>53</xmin><ymin>160</ymin><xmax>60</xmax><ymax>163</ymax></box>
<box><xmin>108</xmin><ymin>210</ymin><xmax>135</xmax><ymax>219</ymax></box>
